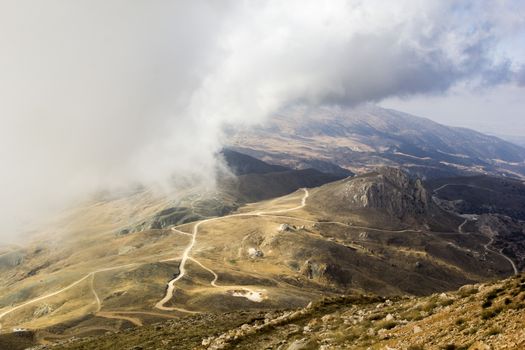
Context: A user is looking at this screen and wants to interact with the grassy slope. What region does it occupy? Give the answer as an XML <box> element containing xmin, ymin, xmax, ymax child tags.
<box><xmin>0</xmin><ymin>183</ymin><xmax>517</xmax><ymax>339</ymax></box>
<box><xmin>45</xmin><ymin>274</ymin><xmax>525</xmax><ymax>350</ymax></box>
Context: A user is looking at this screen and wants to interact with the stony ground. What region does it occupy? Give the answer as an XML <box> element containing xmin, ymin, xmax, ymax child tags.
<box><xmin>24</xmin><ymin>273</ymin><xmax>524</xmax><ymax>350</ymax></box>
<box><xmin>199</xmin><ymin>274</ymin><xmax>525</xmax><ymax>350</ymax></box>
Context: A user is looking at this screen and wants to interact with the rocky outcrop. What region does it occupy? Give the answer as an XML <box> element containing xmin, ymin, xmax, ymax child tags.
<box><xmin>300</xmin><ymin>260</ymin><xmax>352</xmax><ymax>286</ymax></box>
<box><xmin>33</xmin><ymin>304</ymin><xmax>52</xmax><ymax>318</ymax></box>
<box><xmin>337</xmin><ymin>167</ymin><xmax>430</xmax><ymax>218</ymax></box>
<box><xmin>201</xmin><ymin>274</ymin><xmax>525</xmax><ymax>350</ymax></box>
<box><xmin>309</xmin><ymin>167</ymin><xmax>434</xmax><ymax>227</ymax></box>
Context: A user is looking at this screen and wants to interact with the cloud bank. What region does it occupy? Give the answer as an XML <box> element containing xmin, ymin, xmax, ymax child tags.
<box><xmin>0</xmin><ymin>0</ymin><xmax>523</xmax><ymax>241</ymax></box>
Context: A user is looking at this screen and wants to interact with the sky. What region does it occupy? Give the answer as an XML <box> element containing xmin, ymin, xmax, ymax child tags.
<box><xmin>381</xmin><ymin>80</ymin><xmax>525</xmax><ymax>137</ymax></box>
<box><xmin>381</xmin><ymin>1</ymin><xmax>525</xmax><ymax>136</ymax></box>
<box><xmin>0</xmin><ymin>0</ymin><xmax>524</xmax><ymax>241</ymax></box>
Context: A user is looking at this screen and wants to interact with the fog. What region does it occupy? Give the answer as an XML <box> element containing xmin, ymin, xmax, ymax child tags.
<box><xmin>1</xmin><ymin>0</ymin><xmax>523</xmax><ymax>241</ymax></box>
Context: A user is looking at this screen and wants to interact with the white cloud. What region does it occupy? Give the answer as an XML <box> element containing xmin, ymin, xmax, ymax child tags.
<box><xmin>0</xmin><ymin>0</ymin><xmax>523</xmax><ymax>241</ymax></box>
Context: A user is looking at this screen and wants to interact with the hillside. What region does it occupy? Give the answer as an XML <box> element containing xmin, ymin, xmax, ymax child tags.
<box><xmin>119</xmin><ymin>150</ymin><xmax>345</xmax><ymax>233</ymax></box>
<box><xmin>307</xmin><ymin>167</ymin><xmax>451</xmax><ymax>230</ymax></box>
<box><xmin>428</xmin><ymin>175</ymin><xmax>525</xmax><ymax>272</ymax></box>
<box><xmin>18</xmin><ymin>273</ymin><xmax>524</xmax><ymax>350</ymax></box>
<box><xmin>218</xmin><ymin>149</ymin><xmax>347</xmax><ymax>203</ymax></box>
<box><xmin>2</xmin><ymin>3</ymin><xmax>524</xmax><ymax>350</ymax></box>
<box><xmin>228</xmin><ymin>105</ymin><xmax>525</xmax><ymax>179</ymax></box>
<box><xmin>219</xmin><ymin>149</ymin><xmax>289</xmax><ymax>175</ymax></box>
<box><xmin>0</xmin><ymin>165</ymin><xmax>521</xmax><ymax>345</ymax></box>
<box><xmin>427</xmin><ymin>175</ymin><xmax>525</xmax><ymax>221</ymax></box>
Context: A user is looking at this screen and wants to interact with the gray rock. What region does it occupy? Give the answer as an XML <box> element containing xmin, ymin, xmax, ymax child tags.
<box><xmin>287</xmin><ymin>338</ymin><xmax>318</xmax><ymax>350</ymax></box>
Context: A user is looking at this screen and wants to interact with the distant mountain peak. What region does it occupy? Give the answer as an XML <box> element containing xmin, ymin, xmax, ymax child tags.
<box><xmin>228</xmin><ymin>104</ymin><xmax>525</xmax><ymax>179</ymax></box>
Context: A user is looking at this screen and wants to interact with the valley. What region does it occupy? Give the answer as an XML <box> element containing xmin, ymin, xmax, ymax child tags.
<box><xmin>0</xmin><ymin>161</ymin><xmax>522</xmax><ymax>348</ymax></box>
<box><xmin>2</xmin><ymin>2</ymin><xmax>525</xmax><ymax>348</ymax></box>
<box><xmin>0</xmin><ymin>108</ymin><xmax>523</xmax><ymax>349</ymax></box>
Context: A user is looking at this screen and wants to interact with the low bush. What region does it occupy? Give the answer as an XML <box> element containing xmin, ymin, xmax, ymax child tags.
<box><xmin>374</xmin><ymin>320</ymin><xmax>397</xmax><ymax>330</ymax></box>
<box><xmin>481</xmin><ymin>306</ymin><xmax>502</xmax><ymax>320</ymax></box>
<box><xmin>486</xmin><ymin>327</ymin><xmax>501</xmax><ymax>336</ymax></box>
<box><xmin>481</xmin><ymin>300</ymin><xmax>492</xmax><ymax>308</ymax></box>
<box><xmin>455</xmin><ymin>318</ymin><xmax>465</xmax><ymax>326</ymax></box>
<box><xmin>408</xmin><ymin>345</ymin><xmax>425</xmax><ymax>350</ymax></box>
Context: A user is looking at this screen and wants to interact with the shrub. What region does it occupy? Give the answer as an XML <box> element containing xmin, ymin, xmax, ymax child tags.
<box><xmin>481</xmin><ymin>300</ymin><xmax>492</xmax><ymax>308</ymax></box>
<box><xmin>408</xmin><ymin>345</ymin><xmax>425</xmax><ymax>350</ymax></box>
<box><xmin>368</xmin><ymin>312</ymin><xmax>385</xmax><ymax>321</ymax></box>
<box><xmin>481</xmin><ymin>309</ymin><xmax>495</xmax><ymax>320</ymax></box>
<box><xmin>481</xmin><ymin>306</ymin><xmax>502</xmax><ymax>320</ymax></box>
<box><xmin>441</xmin><ymin>344</ymin><xmax>456</xmax><ymax>350</ymax></box>
<box><xmin>440</xmin><ymin>298</ymin><xmax>454</xmax><ymax>307</ymax></box>
<box><xmin>486</xmin><ymin>327</ymin><xmax>501</xmax><ymax>336</ymax></box>
<box><xmin>458</xmin><ymin>286</ymin><xmax>478</xmax><ymax>298</ymax></box>
<box><xmin>485</xmin><ymin>290</ymin><xmax>498</xmax><ymax>301</ymax></box>
<box><xmin>333</xmin><ymin>329</ymin><xmax>360</xmax><ymax>343</ymax></box>
<box><xmin>401</xmin><ymin>309</ymin><xmax>423</xmax><ymax>321</ymax></box>
<box><xmin>374</xmin><ymin>320</ymin><xmax>397</xmax><ymax>330</ymax></box>
<box><xmin>421</xmin><ymin>301</ymin><xmax>437</xmax><ymax>312</ymax></box>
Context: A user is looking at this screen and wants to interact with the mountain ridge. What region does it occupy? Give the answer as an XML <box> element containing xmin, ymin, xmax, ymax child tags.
<box><xmin>228</xmin><ymin>105</ymin><xmax>525</xmax><ymax>179</ymax></box>
<box><xmin>0</xmin><ymin>143</ymin><xmax>523</xmax><ymax>348</ymax></box>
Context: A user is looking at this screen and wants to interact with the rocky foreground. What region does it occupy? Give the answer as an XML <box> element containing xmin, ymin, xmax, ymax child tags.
<box><xmin>14</xmin><ymin>273</ymin><xmax>523</xmax><ymax>350</ymax></box>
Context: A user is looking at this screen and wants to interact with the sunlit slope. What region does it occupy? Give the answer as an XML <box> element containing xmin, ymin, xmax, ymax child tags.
<box><xmin>0</xmin><ymin>168</ymin><xmax>519</xmax><ymax>341</ymax></box>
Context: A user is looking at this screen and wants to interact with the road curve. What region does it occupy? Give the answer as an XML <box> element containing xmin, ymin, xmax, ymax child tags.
<box><xmin>483</xmin><ymin>235</ymin><xmax>518</xmax><ymax>276</ymax></box>
<box><xmin>461</xmin><ymin>220</ymin><xmax>519</xmax><ymax>276</ymax></box>
<box><xmin>154</xmin><ymin>219</ymin><xmax>203</xmax><ymax>311</ymax></box>
<box><xmin>458</xmin><ymin>219</ymin><xmax>468</xmax><ymax>234</ymax></box>
<box><xmin>0</xmin><ymin>263</ymin><xmax>138</xmax><ymax>330</ymax></box>
<box><xmin>154</xmin><ymin>188</ymin><xmax>309</xmax><ymax>310</ymax></box>
<box><xmin>0</xmin><ymin>274</ymin><xmax>91</xmax><ymax>330</ymax></box>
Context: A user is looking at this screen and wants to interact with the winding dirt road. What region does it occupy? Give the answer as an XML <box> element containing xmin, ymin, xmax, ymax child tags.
<box><xmin>458</xmin><ymin>219</ymin><xmax>468</xmax><ymax>234</ymax></box>
<box><xmin>2</xmin><ymin>186</ymin><xmax>397</xmax><ymax>328</ymax></box>
<box><xmin>0</xmin><ymin>274</ymin><xmax>91</xmax><ymax>330</ymax></box>
<box><xmin>188</xmin><ymin>257</ymin><xmax>266</xmax><ymax>302</ymax></box>
<box><xmin>154</xmin><ymin>187</ymin><xmax>438</xmax><ymax>310</ymax></box>
<box><xmin>458</xmin><ymin>219</ymin><xmax>518</xmax><ymax>276</ymax></box>
<box><xmin>0</xmin><ymin>262</ymin><xmax>139</xmax><ymax>330</ymax></box>
<box><xmin>0</xmin><ymin>189</ymin><xmax>310</xmax><ymax>330</ymax></box>
<box><xmin>154</xmin><ymin>218</ymin><xmax>204</xmax><ymax>312</ymax></box>
<box><xmin>482</xmin><ymin>233</ymin><xmax>518</xmax><ymax>276</ymax></box>
<box><xmin>434</xmin><ymin>185</ymin><xmax>519</xmax><ymax>276</ymax></box>
<box><xmin>154</xmin><ymin>188</ymin><xmax>310</xmax><ymax>310</ymax></box>
<box><xmin>433</xmin><ymin>183</ymin><xmax>497</xmax><ymax>195</ymax></box>
<box><xmin>7</xmin><ymin>185</ymin><xmax>499</xmax><ymax>333</ymax></box>
<box><xmin>95</xmin><ymin>312</ymin><xmax>143</xmax><ymax>327</ymax></box>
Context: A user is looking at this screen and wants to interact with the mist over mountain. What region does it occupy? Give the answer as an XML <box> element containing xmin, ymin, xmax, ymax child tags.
<box><xmin>1</xmin><ymin>2</ymin><xmax>525</xmax><ymax>349</ymax></box>
<box><xmin>1</xmin><ymin>0</ymin><xmax>525</xmax><ymax>242</ymax></box>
